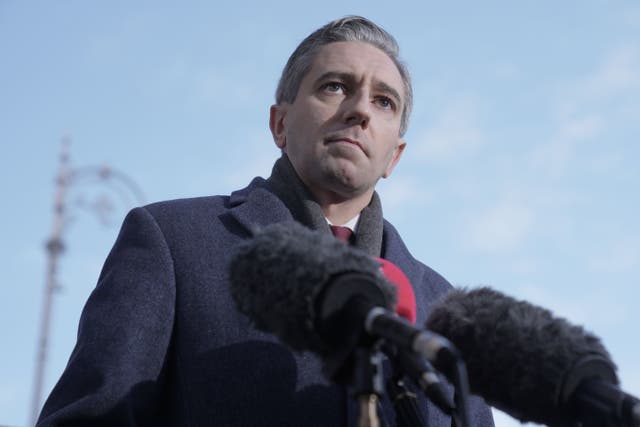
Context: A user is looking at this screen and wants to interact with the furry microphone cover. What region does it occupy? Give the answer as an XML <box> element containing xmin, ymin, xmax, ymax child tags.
<box><xmin>426</xmin><ymin>287</ymin><xmax>614</xmax><ymax>425</ymax></box>
<box><xmin>228</xmin><ymin>221</ymin><xmax>396</xmax><ymax>357</ymax></box>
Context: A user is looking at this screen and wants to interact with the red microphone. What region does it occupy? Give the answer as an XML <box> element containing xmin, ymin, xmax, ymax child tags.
<box><xmin>375</xmin><ymin>257</ymin><xmax>417</xmax><ymax>324</ymax></box>
<box><xmin>375</xmin><ymin>257</ymin><xmax>455</xmax><ymax>416</ymax></box>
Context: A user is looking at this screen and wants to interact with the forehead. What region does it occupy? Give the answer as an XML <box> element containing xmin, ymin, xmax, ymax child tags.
<box><xmin>306</xmin><ymin>41</ymin><xmax>404</xmax><ymax>98</ymax></box>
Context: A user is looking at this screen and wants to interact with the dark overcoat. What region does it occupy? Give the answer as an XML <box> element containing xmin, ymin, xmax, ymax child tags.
<box><xmin>37</xmin><ymin>178</ymin><xmax>494</xmax><ymax>427</ymax></box>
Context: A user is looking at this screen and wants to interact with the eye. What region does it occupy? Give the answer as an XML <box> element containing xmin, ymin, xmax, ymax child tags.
<box><xmin>375</xmin><ymin>96</ymin><xmax>395</xmax><ymax>111</ymax></box>
<box><xmin>320</xmin><ymin>82</ymin><xmax>346</xmax><ymax>94</ymax></box>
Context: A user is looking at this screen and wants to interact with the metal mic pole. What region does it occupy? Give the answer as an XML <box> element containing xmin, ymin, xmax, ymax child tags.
<box><xmin>352</xmin><ymin>347</ymin><xmax>385</xmax><ymax>427</ymax></box>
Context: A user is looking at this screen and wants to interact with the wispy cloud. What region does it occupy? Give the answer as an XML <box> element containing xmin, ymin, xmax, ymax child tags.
<box><xmin>582</xmin><ymin>45</ymin><xmax>640</xmax><ymax>99</ymax></box>
<box><xmin>620</xmin><ymin>5</ymin><xmax>640</xmax><ymax>27</ymax></box>
<box><xmin>462</xmin><ymin>198</ymin><xmax>534</xmax><ymax>253</ymax></box>
<box><xmin>377</xmin><ymin>174</ymin><xmax>431</xmax><ymax>217</ymax></box>
<box><xmin>555</xmin><ymin>45</ymin><xmax>640</xmax><ymax>120</ymax></box>
<box><xmin>587</xmin><ymin>236</ymin><xmax>640</xmax><ymax>274</ymax></box>
<box><xmin>511</xmin><ymin>281</ymin><xmax>634</xmax><ymax>329</ymax></box>
<box><xmin>527</xmin><ymin>45</ymin><xmax>640</xmax><ymax>176</ymax></box>
<box><xmin>529</xmin><ymin>114</ymin><xmax>604</xmax><ymax>176</ymax></box>
<box><xmin>413</xmin><ymin>96</ymin><xmax>486</xmax><ymax>162</ymax></box>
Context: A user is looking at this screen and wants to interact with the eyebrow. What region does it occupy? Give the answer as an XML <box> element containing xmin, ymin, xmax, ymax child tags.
<box><xmin>314</xmin><ymin>71</ymin><xmax>403</xmax><ymax>106</ymax></box>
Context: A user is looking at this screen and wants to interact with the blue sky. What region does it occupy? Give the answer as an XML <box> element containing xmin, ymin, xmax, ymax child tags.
<box><xmin>1</xmin><ymin>2</ymin><xmax>639</xmax><ymax>426</ymax></box>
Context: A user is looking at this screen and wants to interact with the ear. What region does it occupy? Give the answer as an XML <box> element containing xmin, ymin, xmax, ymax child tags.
<box><xmin>269</xmin><ymin>104</ymin><xmax>288</xmax><ymax>149</ymax></box>
<box><xmin>382</xmin><ymin>139</ymin><xmax>407</xmax><ymax>178</ymax></box>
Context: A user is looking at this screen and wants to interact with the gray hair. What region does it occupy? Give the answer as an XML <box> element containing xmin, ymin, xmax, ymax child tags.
<box><xmin>275</xmin><ymin>16</ymin><xmax>413</xmax><ymax>136</ymax></box>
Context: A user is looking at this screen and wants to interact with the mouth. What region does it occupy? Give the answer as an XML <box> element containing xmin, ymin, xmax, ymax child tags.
<box><xmin>325</xmin><ymin>136</ymin><xmax>367</xmax><ymax>155</ymax></box>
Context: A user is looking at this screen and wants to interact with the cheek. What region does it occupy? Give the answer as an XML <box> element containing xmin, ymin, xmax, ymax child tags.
<box><xmin>308</xmin><ymin>98</ymin><xmax>340</xmax><ymax>124</ymax></box>
<box><xmin>377</xmin><ymin>136</ymin><xmax>402</xmax><ymax>169</ymax></box>
<box><xmin>381</xmin><ymin>148</ymin><xmax>397</xmax><ymax>170</ymax></box>
<box><xmin>289</xmin><ymin>104</ymin><xmax>330</xmax><ymax>136</ymax></box>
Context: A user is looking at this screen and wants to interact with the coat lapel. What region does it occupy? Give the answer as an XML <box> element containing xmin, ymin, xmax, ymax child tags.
<box><xmin>226</xmin><ymin>178</ymin><xmax>294</xmax><ymax>236</ymax></box>
<box><xmin>381</xmin><ymin>221</ymin><xmax>433</xmax><ymax>326</ymax></box>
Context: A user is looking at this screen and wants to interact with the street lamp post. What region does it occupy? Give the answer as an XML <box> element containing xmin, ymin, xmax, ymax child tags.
<box><xmin>30</xmin><ymin>138</ymin><xmax>145</xmax><ymax>425</ymax></box>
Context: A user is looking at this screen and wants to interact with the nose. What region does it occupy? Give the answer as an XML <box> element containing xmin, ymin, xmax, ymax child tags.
<box><xmin>341</xmin><ymin>90</ymin><xmax>371</xmax><ymax>129</ymax></box>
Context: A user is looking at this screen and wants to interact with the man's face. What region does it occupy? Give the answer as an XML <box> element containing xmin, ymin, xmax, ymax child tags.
<box><xmin>270</xmin><ymin>41</ymin><xmax>407</xmax><ymax>202</ymax></box>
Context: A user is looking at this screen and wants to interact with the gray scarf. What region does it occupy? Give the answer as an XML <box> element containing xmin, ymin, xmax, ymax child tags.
<box><xmin>266</xmin><ymin>154</ymin><xmax>384</xmax><ymax>257</ymax></box>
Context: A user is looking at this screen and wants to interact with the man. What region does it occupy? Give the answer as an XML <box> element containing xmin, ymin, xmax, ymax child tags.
<box><xmin>37</xmin><ymin>16</ymin><xmax>494</xmax><ymax>426</ymax></box>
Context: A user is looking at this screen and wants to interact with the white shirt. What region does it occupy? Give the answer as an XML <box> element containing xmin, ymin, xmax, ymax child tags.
<box><xmin>326</xmin><ymin>214</ymin><xmax>360</xmax><ymax>233</ymax></box>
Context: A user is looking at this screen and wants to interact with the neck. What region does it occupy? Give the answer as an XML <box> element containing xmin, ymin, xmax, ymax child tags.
<box><xmin>312</xmin><ymin>188</ymin><xmax>373</xmax><ymax>225</ymax></box>
<box><xmin>266</xmin><ymin>155</ymin><xmax>385</xmax><ymax>256</ymax></box>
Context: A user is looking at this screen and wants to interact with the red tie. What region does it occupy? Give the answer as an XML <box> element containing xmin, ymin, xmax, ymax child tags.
<box><xmin>330</xmin><ymin>225</ymin><xmax>353</xmax><ymax>244</ymax></box>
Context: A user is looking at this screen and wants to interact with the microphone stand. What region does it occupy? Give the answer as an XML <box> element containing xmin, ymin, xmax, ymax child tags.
<box><xmin>382</xmin><ymin>342</ymin><xmax>471</xmax><ymax>427</ymax></box>
<box><xmin>352</xmin><ymin>347</ymin><xmax>385</xmax><ymax>427</ymax></box>
<box><xmin>394</xmin><ymin>359</ymin><xmax>471</xmax><ymax>427</ymax></box>
<box><xmin>387</xmin><ymin>375</ymin><xmax>427</xmax><ymax>427</ymax></box>
<box><xmin>449</xmin><ymin>359</ymin><xmax>472</xmax><ymax>427</ymax></box>
<box><xmin>382</xmin><ymin>342</ymin><xmax>438</xmax><ymax>427</ymax></box>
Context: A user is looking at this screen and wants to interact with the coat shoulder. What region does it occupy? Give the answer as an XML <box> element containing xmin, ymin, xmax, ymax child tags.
<box><xmin>139</xmin><ymin>177</ymin><xmax>271</xmax><ymax>233</ymax></box>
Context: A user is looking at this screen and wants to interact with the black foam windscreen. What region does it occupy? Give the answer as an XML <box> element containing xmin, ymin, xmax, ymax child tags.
<box><xmin>426</xmin><ymin>287</ymin><xmax>616</xmax><ymax>425</ymax></box>
<box><xmin>229</xmin><ymin>221</ymin><xmax>396</xmax><ymax>356</ymax></box>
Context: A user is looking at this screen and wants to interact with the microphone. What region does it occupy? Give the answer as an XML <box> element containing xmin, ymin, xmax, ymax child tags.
<box><xmin>425</xmin><ymin>287</ymin><xmax>640</xmax><ymax>427</ymax></box>
<box><xmin>229</xmin><ymin>222</ymin><xmax>470</xmax><ymax>426</ymax></box>
<box><xmin>376</xmin><ymin>257</ymin><xmax>416</xmax><ymax>324</ymax></box>
<box><xmin>229</xmin><ymin>221</ymin><xmax>395</xmax><ymax>358</ymax></box>
<box><xmin>228</xmin><ymin>221</ymin><xmax>457</xmax><ymax>369</ymax></box>
<box><xmin>375</xmin><ymin>257</ymin><xmax>454</xmax><ymax>417</ymax></box>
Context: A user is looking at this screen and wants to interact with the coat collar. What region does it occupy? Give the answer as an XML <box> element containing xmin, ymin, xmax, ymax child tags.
<box><xmin>228</xmin><ymin>182</ymin><xmax>434</xmax><ymax>325</ymax></box>
<box><xmin>227</xmin><ymin>178</ymin><xmax>293</xmax><ymax>235</ymax></box>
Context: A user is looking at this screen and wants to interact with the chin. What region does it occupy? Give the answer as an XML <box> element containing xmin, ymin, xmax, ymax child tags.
<box><xmin>331</xmin><ymin>175</ymin><xmax>372</xmax><ymax>197</ymax></box>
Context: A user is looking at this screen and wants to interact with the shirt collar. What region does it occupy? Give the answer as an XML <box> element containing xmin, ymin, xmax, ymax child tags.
<box><xmin>326</xmin><ymin>214</ymin><xmax>360</xmax><ymax>233</ymax></box>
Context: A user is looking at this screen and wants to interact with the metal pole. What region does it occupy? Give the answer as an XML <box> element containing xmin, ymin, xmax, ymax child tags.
<box><xmin>30</xmin><ymin>138</ymin><xmax>145</xmax><ymax>425</ymax></box>
<box><xmin>31</xmin><ymin>138</ymin><xmax>70</xmax><ymax>425</ymax></box>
